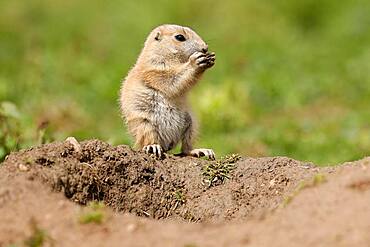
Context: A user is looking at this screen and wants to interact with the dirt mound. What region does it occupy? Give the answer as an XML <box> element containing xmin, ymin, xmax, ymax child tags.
<box><xmin>1</xmin><ymin>140</ymin><xmax>319</xmax><ymax>222</ymax></box>
<box><xmin>1</xmin><ymin>139</ymin><xmax>369</xmax><ymax>247</ymax></box>
<box><xmin>247</xmin><ymin>157</ymin><xmax>370</xmax><ymax>246</ymax></box>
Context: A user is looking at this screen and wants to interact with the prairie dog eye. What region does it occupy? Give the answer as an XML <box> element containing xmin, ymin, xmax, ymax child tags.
<box><xmin>174</xmin><ymin>34</ymin><xmax>186</xmax><ymax>42</ymax></box>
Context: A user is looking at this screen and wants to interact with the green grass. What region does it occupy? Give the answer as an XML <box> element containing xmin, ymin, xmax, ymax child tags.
<box><xmin>79</xmin><ymin>201</ymin><xmax>106</xmax><ymax>224</ymax></box>
<box><xmin>24</xmin><ymin>219</ymin><xmax>50</xmax><ymax>247</ymax></box>
<box><xmin>0</xmin><ymin>102</ymin><xmax>22</xmax><ymax>161</ymax></box>
<box><xmin>79</xmin><ymin>201</ymin><xmax>105</xmax><ymax>224</ymax></box>
<box><xmin>202</xmin><ymin>154</ymin><xmax>241</xmax><ymax>187</ymax></box>
<box><xmin>1</xmin><ymin>0</ymin><xmax>369</xmax><ymax>165</ymax></box>
<box><xmin>24</xmin><ymin>229</ymin><xmax>46</xmax><ymax>247</ymax></box>
<box><xmin>173</xmin><ymin>189</ymin><xmax>186</xmax><ymax>204</ymax></box>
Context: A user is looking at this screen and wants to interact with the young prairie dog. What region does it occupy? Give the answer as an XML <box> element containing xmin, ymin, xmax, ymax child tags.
<box><xmin>120</xmin><ymin>24</ymin><xmax>215</xmax><ymax>159</ymax></box>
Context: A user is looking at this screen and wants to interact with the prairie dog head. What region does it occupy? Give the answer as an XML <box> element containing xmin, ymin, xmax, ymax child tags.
<box><xmin>141</xmin><ymin>24</ymin><xmax>209</xmax><ymax>64</ymax></box>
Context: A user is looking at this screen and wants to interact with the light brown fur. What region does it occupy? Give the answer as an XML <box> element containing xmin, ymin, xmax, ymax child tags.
<box><xmin>120</xmin><ymin>24</ymin><xmax>216</xmax><ymax>159</ymax></box>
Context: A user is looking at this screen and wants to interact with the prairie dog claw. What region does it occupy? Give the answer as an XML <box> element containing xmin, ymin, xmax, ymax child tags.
<box><xmin>189</xmin><ymin>51</ymin><xmax>216</xmax><ymax>70</ymax></box>
<box><xmin>190</xmin><ymin>148</ymin><xmax>216</xmax><ymax>160</ymax></box>
<box><xmin>143</xmin><ymin>144</ymin><xmax>163</xmax><ymax>157</ymax></box>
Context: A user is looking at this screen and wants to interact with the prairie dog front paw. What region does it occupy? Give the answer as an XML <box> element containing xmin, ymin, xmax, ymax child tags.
<box><xmin>189</xmin><ymin>51</ymin><xmax>216</xmax><ymax>70</ymax></box>
<box><xmin>143</xmin><ymin>144</ymin><xmax>163</xmax><ymax>157</ymax></box>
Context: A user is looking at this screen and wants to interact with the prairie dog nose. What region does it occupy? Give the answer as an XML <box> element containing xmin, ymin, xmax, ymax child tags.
<box><xmin>201</xmin><ymin>45</ymin><xmax>208</xmax><ymax>53</ymax></box>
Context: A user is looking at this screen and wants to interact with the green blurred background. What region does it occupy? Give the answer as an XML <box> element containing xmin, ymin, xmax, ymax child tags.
<box><xmin>1</xmin><ymin>0</ymin><xmax>369</xmax><ymax>165</ymax></box>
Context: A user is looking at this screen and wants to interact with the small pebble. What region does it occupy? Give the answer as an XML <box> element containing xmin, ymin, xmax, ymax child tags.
<box><xmin>126</xmin><ymin>223</ymin><xmax>137</xmax><ymax>232</ymax></box>
<box><xmin>66</xmin><ymin>137</ymin><xmax>82</xmax><ymax>153</ymax></box>
<box><xmin>18</xmin><ymin>164</ymin><xmax>29</xmax><ymax>171</ymax></box>
<box><xmin>269</xmin><ymin>179</ymin><xmax>276</xmax><ymax>187</ymax></box>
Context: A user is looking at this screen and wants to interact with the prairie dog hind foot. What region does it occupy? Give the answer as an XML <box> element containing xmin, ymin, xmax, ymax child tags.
<box><xmin>190</xmin><ymin>148</ymin><xmax>215</xmax><ymax>160</ymax></box>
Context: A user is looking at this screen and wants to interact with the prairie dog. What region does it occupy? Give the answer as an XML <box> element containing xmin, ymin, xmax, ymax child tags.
<box><xmin>120</xmin><ymin>24</ymin><xmax>215</xmax><ymax>159</ymax></box>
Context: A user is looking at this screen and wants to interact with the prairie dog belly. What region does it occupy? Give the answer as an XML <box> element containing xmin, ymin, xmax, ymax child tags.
<box><xmin>133</xmin><ymin>88</ymin><xmax>191</xmax><ymax>151</ymax></box>
<box><xmin>152</xmin><ymin>91</ymin><xmax>190</xmax><ymax>151</ymax></box>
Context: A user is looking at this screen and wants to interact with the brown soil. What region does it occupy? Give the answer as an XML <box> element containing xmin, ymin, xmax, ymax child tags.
<box><xmin>0</xmin><ymin>139</ymin><xmax>369</xmax><ymax>247</ymax></box>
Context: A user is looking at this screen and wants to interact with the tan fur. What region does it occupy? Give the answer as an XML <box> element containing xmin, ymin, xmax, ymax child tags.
<box><xmin>120</xmin><ymin>24</ymin><xmax>215</xmax><ymax>159</ymax></box>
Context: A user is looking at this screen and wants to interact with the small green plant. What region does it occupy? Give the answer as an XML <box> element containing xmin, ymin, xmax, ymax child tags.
<box><xmin>169</xmin><ymin>189</ymin><xmax>186</xmax><ymax>212</ymax></box>
<box><xmin>79</xmin><ymin>211</ymin><xmax>104</xmax><ymax>224</ymax></box>
<box><xmin>79</xmin><ymin>201</ymin><xmax>106</xmax><ymax>224</ymax></box>
<box><xmin>173</xmin><ymin>189</ymin><xmax>186</xmax><ymax>204</ymax></box>
<box><xmin>202</xmin><ymin>154</ymin><xmax>241</xmax><ymax>187</ymax></box>
<box><xmin>24</xmin><ymin>219</ymin><xmax>50</xmax><ymax>247</ymax></box>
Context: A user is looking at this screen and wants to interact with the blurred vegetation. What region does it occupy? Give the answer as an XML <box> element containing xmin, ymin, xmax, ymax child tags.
<box><xmin>0</xmin><ymin>0</ymin><xmax>369</xmax><ymax>165</ymax></box>
<box><xmin>79</xmin><ymin>201</ymin><xmax>106</xmax><ymax>224</ymax></box>
<box><xmin>0</xmin><ymin>102</ymin><xmax>21</xmax><ymax>161</ymax></box>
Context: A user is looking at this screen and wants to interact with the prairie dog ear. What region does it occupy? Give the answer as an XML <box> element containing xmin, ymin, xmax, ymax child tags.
<box><xmin>154</xmin><ymin>32</ymin><xmax>161</xmax><ymax>41</ymax></box>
